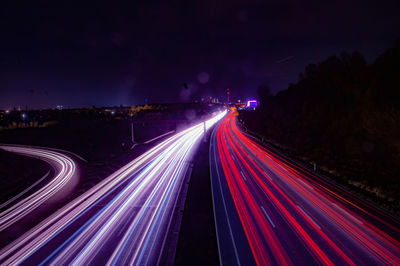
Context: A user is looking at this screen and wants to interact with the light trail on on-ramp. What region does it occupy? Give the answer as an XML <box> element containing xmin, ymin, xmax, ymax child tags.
<box><xmin>210</xmin><ymin>110</ymin><xmax>400</xmax><ymax>265</ymax></box>
<box><xmin>0</xmin><ymin>145</ymin><xmax>77</xmax><ymax>232</ymax></box>
<box><xmin>0</xmin><ymin>110</ymin><xmax>226</xmax><ymax>265</ymax></box>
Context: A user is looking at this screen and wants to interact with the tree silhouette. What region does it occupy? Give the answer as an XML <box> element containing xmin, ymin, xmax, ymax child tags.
<box><xmin>242</xmin><ymin>41</ymin><xmax>400</xmax><ymax>204</ymax></box>
<box><xmin>257</xmin><ymin>84</ymin><xmax>271</xmax><ymax>108</ymax></box>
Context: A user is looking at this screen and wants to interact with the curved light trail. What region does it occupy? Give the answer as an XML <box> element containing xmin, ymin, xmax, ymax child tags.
<box><xmin>210</xmin><ymin>110</ymin><xmax>400</xmax><ymax>265</ymax></box>
<box><xmin>0</xmin><ymin>145</ymin><xmax>77</xmax><ymax>232</ymax></box>
<box><xmin>0</xmin><ymin>111</ymin><xmax>226</xmax><ymax>265</ymax></box>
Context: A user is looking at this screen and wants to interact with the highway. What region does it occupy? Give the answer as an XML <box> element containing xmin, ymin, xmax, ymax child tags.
<box><xmin>210</xmin><ymin>110</ymin><xmax>400</xmax><ymax>265</ymax></box>
<box><xmin>0</xmin><ymin>111</ymin><xmax>225</xmax><ymax>265</ymax></box>
<box><xmin>0</xmin><ymin>145</ymin><xmax>77</xmax><ymax>232</ymax></box>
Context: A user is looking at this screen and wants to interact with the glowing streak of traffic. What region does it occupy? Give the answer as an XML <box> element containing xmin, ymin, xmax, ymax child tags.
<box><xmin>0</xmin><ymin>111</ymin><xmax>226</xmax><ymax>265</ymax></box>
<box><xmin>211</xmin><ymin>110</ymin><xmax>400</xmax><ymax>265</ymax></box>
<box><xmin>0</xmin><ymin>145</ymin><xmax>77</xmax><ymax>232</ymax></box>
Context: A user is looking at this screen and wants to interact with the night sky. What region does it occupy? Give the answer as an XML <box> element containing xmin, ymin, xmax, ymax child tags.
<box><xmin>0</xmin><ymin>0</ymin><xmax>399</xmax><ymax>109</ymax></box>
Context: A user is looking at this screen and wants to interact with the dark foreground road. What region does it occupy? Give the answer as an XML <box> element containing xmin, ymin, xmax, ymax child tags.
<box><xmin>210</xmin><ymin>110</ymin><xmax>400</xmax><ymax>265</ymax></box>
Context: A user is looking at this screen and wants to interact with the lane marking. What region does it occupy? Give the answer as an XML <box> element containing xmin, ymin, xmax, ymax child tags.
<box><xmin>263</xmin><ymin>171</ymin><xmax>273</xmax><ymax>182</ymax></box>
<box><xmin>278</xmin><ymin>164</ymin><xmax>289</xmax><ymax>173</ymax></box>
<box><xmin>297</xmin><ymin>179</ymin><xmax>314</xmax><ymax>191</ymax></box>
<box><xmin>240</xmin><ymin>171</ymin><xmax>247</xmax><ymax>182</ymax></box>
<box><xmin>210</xmin><ymin>130</ymin><xmax>242</xmax><ymax>266</ymax></box>
<box><xmin>260</xmin><ymin>206</ymin><xmax>275</xmax><ymax>228</ymax></box>
<box><xmin>297</xmin><ymin>205</ymin><xmax>321</xmax><ymax>230</ymax></box>
<box><xmin>332</xmin><ymin>203</ymin><xmax>363</xmax><ymax>225</ymax></box>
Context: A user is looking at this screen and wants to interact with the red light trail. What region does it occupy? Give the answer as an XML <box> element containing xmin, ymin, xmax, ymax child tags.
<box><xmin>211</xmin><ymin>110</ymin><xmax>400</xmax><ymax>265</ymax></box>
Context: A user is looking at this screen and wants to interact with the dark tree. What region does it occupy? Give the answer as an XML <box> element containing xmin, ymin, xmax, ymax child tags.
<box><xmin>257</xmin><ymin>84</ymin><xmax>271</xmax><ymax>108</ymax></box>
<box><xmin>240</xmin><ymin>42</ymin><xmax>400</xmax><ymax>205</ymax></box>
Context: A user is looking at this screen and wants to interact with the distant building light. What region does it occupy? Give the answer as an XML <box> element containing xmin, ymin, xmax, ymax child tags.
<box><xmin>5</xmin><ymin>110</ymin><xmax>10</xmax><ymax>114</ymax></box>
<box><xmin>21</xmin><ymin>113</ymin><xmax>27</xmax><ymax>119</ymax></box>
<box><xmin>211</xmin><ymin>98</ymin><xmax>219</xmax><ymax>104</ymax></box>
<box><xmin>56</xmin><ymin>105</ymin><xmax>63</xmax><ymax>110</ymax></box>
<box><xmin>246</xmin><ymin>100</ymin><xmax>257</xmax><ymax>108</ymax></box>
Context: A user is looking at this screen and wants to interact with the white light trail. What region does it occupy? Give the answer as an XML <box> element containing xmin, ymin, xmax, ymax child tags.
<box><xmin>0</xmin><ymin>110</ymin><xmax>226</xmax><ymax>265</ymax></box>
<box><xmin>0</xmin><ymin>145</ymin><xmax>77</xmax><ymax>232</ymax></box>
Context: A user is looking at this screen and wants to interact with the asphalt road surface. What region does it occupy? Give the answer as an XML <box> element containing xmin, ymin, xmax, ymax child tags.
<box><xmin>0</xmin><ymin>111</ymin><xmax>225</xmax><ymax>265</ymax></box>
<box><xmin>210</xmin><ymin>110</ymin><xmax>400</xmax><ymax>265</ymax></box>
